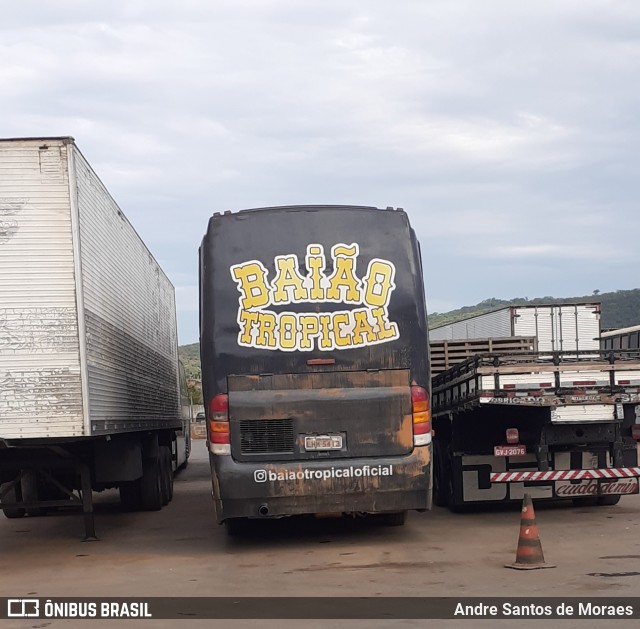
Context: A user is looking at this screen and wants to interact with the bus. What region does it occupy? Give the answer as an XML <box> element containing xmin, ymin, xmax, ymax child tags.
<box><xmin>199</xmin><ymin>205</ymin><xmax>431</xmax><ymax>532</ymax></box>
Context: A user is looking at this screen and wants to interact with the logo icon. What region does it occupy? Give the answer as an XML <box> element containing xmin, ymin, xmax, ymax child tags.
<box><xmin>254</xmin><ymin>470</ymin><xmax>267</xmax><ymax>483</ymax></box>
<box><xmin>8</xmin><ymin>599</ymin><xmax>39</xmax><ymax>618</ymax></box>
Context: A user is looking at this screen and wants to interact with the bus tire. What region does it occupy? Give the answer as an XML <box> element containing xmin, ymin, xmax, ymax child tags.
<box><xmin>225</xmin><ymin>518</ymin><xmax>251</xmax><ymax>537</ymax></box>
<box><xmin>598</xmin><ymin>495</ymin><xmax>621</xmax><ymax>506</ymax></box>
<box><xmin>376</xmin><ymin>511</ymin><xmax>407</xmax><ymax>526</ymax></box>
<box><xmin>1</xmin><ymin>482</ymin><xmax>25</xmax><ymax>519</ymax></box>
<box><xmin>140</xmin><ymin>453</ymin><xmax>163</xmax><ymax>511</ymax></box>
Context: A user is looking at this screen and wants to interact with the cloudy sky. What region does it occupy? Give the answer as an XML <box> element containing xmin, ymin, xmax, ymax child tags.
<box><xmin>2</xmin><ymin>1</ymin><xmax>639</xmax><ymax>343</ymax></box>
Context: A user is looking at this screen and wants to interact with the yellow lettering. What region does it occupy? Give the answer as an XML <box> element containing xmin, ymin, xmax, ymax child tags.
<box><xmin>231</xmin><ymin>262</ymin><xmax>270</xmax><ymax>309</ymax></box>
<box><xmin>232</xmin><ymin>246</ymin><xmax>400</xmax><ymax>353</ymax></box>
<box><xmin>353</xmin><ymin>309</ymin><xmax>377</xmax><ymax>345</ymax></box>
<box><xmin>305</xmin><ymin>245</ymin><xmax>326</xmax><ymax>301</ymax></box>
<box><xmin>278</xmin><ymin>314</ymin><xmax>298</xmax><ymax>350</ymax></box>
<box><xmin>318</xmin><ymin>314</ymin><xmax>333</xmax><ymax>349</ymax></box>
<box><xmin>299</xmin><ymin>315</ymin><xmax>320</xmax><ymax>350</ymax></box>
<box><xmin>238</xmin><ymin>310</ymin><xmax>259</xmax><ymax>345</ymax></box>
<box><xmin>256</xmin><ymin>311</ymin><xmax>277</xmax><ymax>348</ymax></box>
<box><xmin>326</xmin><ymin>244</ymin><xmax>361</xmax><ymax>303</ymax></box>
<box><xmin>371</xmin><ymin>307</ymin><xmax>398</xmax><ymax>341</ymax></box>
<box><xmin>363</xmin><ymin>260</ymin><xmax>395</xmax><ymax>307</ymax></box>
<box><xmin>272</xmin><ymin>255</ymin><xmax>308</xmax><ymax>303</ymax></box>
<box><xmin>332</xmin><ymin>312</ymin><xmax>352</xmax><ymax>347</ymax></box>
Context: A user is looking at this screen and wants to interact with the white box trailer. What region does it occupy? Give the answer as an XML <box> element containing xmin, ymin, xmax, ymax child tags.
<box><xmin>429</xmin><ymin>303</ymin><xmax>601</xmax><ymax>353</ymax></box>
<box><xmin>0</xmin><ymin>137</ymin><xmax>190</xmax><ymax>537</ymax></box>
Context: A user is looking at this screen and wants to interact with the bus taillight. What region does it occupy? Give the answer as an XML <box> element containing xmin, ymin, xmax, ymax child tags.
<box><xmin>411</xmin><ymin>385</ymin><xmax>431</xmax><ymax>446</ymax></box>
<box><xmin>209</xmin><ymin>394</ymin><xmax>230</xmax><ymax>455</ymax></box>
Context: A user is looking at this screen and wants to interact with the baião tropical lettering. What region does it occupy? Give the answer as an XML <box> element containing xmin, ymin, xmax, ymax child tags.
<box><xmin>230</xmin><ymin>243</ymin><xmax>400</xmax><ymax>351</ymax></box>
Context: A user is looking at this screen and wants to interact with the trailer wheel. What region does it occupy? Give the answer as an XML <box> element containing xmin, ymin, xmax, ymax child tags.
<box><xmin>21</xmin><ymin>471</ymin><xmax>44</xmax><ymax>517</ymax></box>
<box><xmin>598</xmin><ymin>495</ymin><xmax>621</xmax><ymax>506</ymax></box>
<box><xmin>140</xmin><ymin>453</ymin><xmax>163</xmax><ymax>511</ymax></box>
<box><xmin>1</xmin><ymin>482</ymin><xmax>26</xmax><ymax>519</ymax></box>
<box><xmin>165</xmin><ymin>448</ymin><xmax>174</xmax><ymax>502</ymax></box>
<box><xmin>183</xmin><ymin>432</ymin><xmax>191</xmax><ymax>468</ymax></box>
<box><xmin>159</xmin><ymin>446</ymin><xmax>173</xmax><ymax>506</ymax></box>
<box><xmin>119</xmin><ymin>480</ymin><xmax>142</xmax><ymax>511</ymax></box>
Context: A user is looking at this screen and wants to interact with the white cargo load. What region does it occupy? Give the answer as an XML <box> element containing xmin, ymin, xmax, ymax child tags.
<box><xmin>0</xmin><ymin>137</ymin><xmax>180</xmax><ymax>440</ymax></box>
<box><xmin>429</xmin><ymin>303</ymin><xmax>601</xmax><ymax>352</ymax></box>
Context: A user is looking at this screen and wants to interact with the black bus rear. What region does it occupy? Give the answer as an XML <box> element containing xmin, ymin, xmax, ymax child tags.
<box><xmin>199</xmin><ymin>205</ymin><xmax>431</xmax><ymax>528</ymax></box>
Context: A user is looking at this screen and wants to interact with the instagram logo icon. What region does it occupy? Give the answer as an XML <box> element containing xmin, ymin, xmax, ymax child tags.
<box><xmin>254</xmin><ymin>470</ymin><xmax>267</xmax><ymax>482</ymax></box>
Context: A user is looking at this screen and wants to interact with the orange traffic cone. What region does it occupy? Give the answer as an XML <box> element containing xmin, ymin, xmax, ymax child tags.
<box><xmin>506</xmin><ymin>493</ymin><xmax>555</xmax><ymax>570</ymax></box>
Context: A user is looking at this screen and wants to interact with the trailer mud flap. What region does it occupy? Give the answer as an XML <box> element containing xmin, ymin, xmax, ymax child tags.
<box><xmin>554</xmin><ymin>478</ymin><xmax>639</xmax><ymax>498</ymax></box>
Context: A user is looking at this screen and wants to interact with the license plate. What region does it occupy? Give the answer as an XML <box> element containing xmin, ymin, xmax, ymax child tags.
<box><xmin>304</xmin><ymin>435</ymin><xmax>343</xmax><ymax>451</ymax></box>
<box><xmin>494</xmin><ymin>445</ymin><xmax>526</xmax><ymax>457</ymax></box>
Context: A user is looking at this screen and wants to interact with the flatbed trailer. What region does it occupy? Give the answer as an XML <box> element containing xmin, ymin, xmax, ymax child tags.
<box><xmin>431</xmin><ymin>350</ymin><xmax>640</xmax><ymax>508</ymax></box>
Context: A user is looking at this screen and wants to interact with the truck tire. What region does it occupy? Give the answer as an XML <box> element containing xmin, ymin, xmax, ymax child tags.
<box><xmin>159</xmin><ymin>446</ymin><xmax>173</xmax><ymax>506</ymax></box>
<box><xmin>119</xmin><ymin>480</ymin><xmax>142</xmax><ymax>511</ymax></box>
<box><xmin>598</xmin><ymin>495</ymin><xmax>621</xmax><ymax>506</ymax></box>
<box><xmin>435</xmin><ymin>442</ymin><xmax>460</xmax><ymax>511</ymax></box>
<box><xmin>1</xmin><ymin>482</ymin><xmax>26</xmax><ymax>519</ymax></box>
<box><xmin>572</xmin><ymin>497</ymin><xmax>598</xmax><ymax>507</ymax></box>
<box><xmin>433</xmin><ymin>441</ymin><xmax>451</xmax><ymax>508</ymax></box>
<box><xmin>140</xmin><ymin>453</ymin><xmax>163</xmax><ymax>511</ymax></box>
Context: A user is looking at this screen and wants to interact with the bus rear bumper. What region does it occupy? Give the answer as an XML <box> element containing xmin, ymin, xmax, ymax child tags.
<box><xmin>209</xmin><ymin>445</ymin><xmax>431</xmax><ymax>522</ymax></box>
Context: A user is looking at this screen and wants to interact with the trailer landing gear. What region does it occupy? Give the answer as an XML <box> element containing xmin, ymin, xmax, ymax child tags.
<box><xmin>0</xmin><ymin>447</ymin><xmax>97</xmax><ymax>541</ymax></box>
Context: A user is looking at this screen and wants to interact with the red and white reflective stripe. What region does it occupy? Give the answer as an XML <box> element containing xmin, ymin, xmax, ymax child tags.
<box><xmin>490</xmin><ymin>467</ymin><xmax>640</xmax><ymax>483</ymax></box>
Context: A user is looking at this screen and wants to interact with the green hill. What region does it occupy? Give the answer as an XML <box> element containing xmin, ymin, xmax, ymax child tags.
<box><xmin>428</xmin><ymin>289</ymin><xmax>640</xmax><ymax>331</ymax></box>
<box><xmin>180</xmin><ymin>288</ymin><xmax>640</xmax><ymax>380</ymax></box>
<box><xmin>178</xmin><ymin>342</ymin><xmax>201</xmax><ymax>379</ymax></box>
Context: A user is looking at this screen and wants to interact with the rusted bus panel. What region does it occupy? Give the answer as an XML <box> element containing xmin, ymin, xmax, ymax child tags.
<box><xmin>228</xmin><ymin>368</ymin><xmax>411</xmax><ymax>391</ymax></box>
<box><xmin>228</xmin><ymin>369</ymin><xmax>413</xmax><ymax>461</ymax></box>
<box><xmin>209</xmin><ymin>445</ymin><xmax>430</xmax><ymax>521</ymax></box>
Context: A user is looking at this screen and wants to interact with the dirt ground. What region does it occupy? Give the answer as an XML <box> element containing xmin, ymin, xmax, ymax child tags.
<box><xmin>1</xmin><ymin>442</ymin><xmax>639</xmax><ymax>628</ymax></box>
